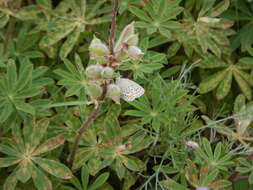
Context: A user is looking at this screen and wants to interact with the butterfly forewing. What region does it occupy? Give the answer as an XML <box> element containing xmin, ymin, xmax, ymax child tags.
<box><xmin>116</xmin><ymin>78</ymin><xmax>144</xmax><ymax>101</ymax></box>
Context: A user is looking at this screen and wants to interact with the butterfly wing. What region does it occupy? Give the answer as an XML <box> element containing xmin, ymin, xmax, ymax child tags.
<box><xmin>116</xmin><ymin>78</ymin><xmax>144</xmax><ymax>101</ymax></box>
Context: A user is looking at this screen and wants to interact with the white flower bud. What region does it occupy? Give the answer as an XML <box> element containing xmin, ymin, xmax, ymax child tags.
<box><xmin>198</xmin><ymin>17</ymin><xmax>220</xmax><ymax>23</ymax></box>
<box><xmin>101</xmin><ymin>67</ymin><xmax>114</xmax><ymax>79</ymax></box>
<box><xmin>89</xmin><ymin>36</ymin><xmax>109</xmax><ymax>59</ymax></box>
<box><xmin>127</xmin><ymin>45</ymin><xmax>143</xmax><ymax>60</ymax></box>
<box><xmin>125</xmin><ymin>34</ymin><xmax>139</xmax><ymax>46</ymax></box>
<box><xmin>114</xmin><ymin>22</ymin><xmax>135</xmax><ymax>52</ymax></box>
<box><xmin>86</xmin><ymin>82</ymin><xmax>103</xmax><ymax>99</ymax></box>
<box><xmin>106</xmin><ymin>84</ymin><xmax>121</xmax><ymax>104</ymax></box>
<box><xmin>85</xmin><ymin>64</ymin><xmax>103</xmax><ymax>79</ymax></box>
<box><xmin>186</xmin><ymin>141</ymin><xmax>199</xmax><ymax>149</ymax></box>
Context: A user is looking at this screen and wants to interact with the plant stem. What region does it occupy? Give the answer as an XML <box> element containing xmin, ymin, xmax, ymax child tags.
<box><xmin>68</xmin><ymin>106</ymin><xmax>100</xmax><ymax>168</ymax></box>
<box><xmin>68</xmin><ymin>0</ymin><xmax>120</xmax><ymax>170</ymax></box>
<box><xmin>108</xmin><ymin>0</ymin><xmax>120</xmax><ymax>54</ymax></box>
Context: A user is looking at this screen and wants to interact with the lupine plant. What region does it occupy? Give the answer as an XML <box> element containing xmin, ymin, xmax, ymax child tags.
<box><xmin>2</xmin><ymin>0</ymin><xmax>253</xmax><ymax>190</ymax></box>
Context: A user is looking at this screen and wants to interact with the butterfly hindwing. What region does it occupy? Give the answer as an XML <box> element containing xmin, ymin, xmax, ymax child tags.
<box><xmin>116</xmin><ymin>78</ymin><xmax>144</xmax><ymax>102</ymax></box>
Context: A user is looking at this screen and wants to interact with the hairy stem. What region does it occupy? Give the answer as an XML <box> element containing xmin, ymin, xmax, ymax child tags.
<box><xmin>68</xmin><ymin>106</ymin><xmax>99</xmax><ymax>168</ymax></box>
<box><xmin>68</xmin><ymin>0</ymin><xmax>120</xmax><ymax>170</ymax></box>
<box><xmin>108</xmin><ymin>0</ymin><xmax>120</xmax><ymax>54</ymax></box>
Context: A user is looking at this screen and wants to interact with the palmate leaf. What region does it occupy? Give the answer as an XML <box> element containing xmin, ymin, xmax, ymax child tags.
<box><xmin>195</xmin><ymin>138</ymin><xmax>233</xmax><ymax>172</ymax></box>
<box><xmin>3</xmin><ymin>170</ymin><xmax>18</xmax><ymax>190</ymax></box>
<box><xmin>30</xmin><ymin>162</ymin><xmax>53</xmax><ymax>190</ymax></box>
<box><xmin>0</xmin><ymin>59</ymin><xmax>52</xmax><ymax>123</ymax></box>
<box><xmin>54</xmin><ymin>57</ymin><xmax>87</xmax><ymax>97</ymax></box>
<box><xmin>74</xmin><ymin>105</ymin><xmax>151</xmax><ymax>179</ymax></box>
<box><xmin>1</xmin><ymin>25</ymin><xmax>43</xmax><ymax>63</ymax></box>
<box><xmin>128</xmin><ymin>0</ymin><xmax>182</xmax><ymax>46</ymax></box>
<box><xmin>198</xmin><ymin>55</ymin><xmax>253</xmax><ymax>100</ymax></box>
<box><xmin>119</xmin><ymin>0</ymin><xmax>140</xmax><ymax>14</ymax></box>
<box><xmin>198</xmin><ymin>69</ymin><xmax>227</xmax><ymax>94</ymax></box>
<box><xmin>185</xmin><ymin>159</ymin><xmax>231</xmax><ymax>190</ymax></box>
<box><xmin>0</xmin><ymin>120</ymin><xmax>72</xmax><ymax>190</ymax></box>
<box><xmin>171</xmin><ymin>0</ymin><xmax>234</xmax><ymax>57</ymax></box>
<box><xmin>121</xmin><ymin>155</ymin><xmax>145</xmax><ymax>172</ymax></box>
<box><xmin>125</xmin><ymin>77</ymin><xmax>190</xmax><ymax>133</ymax></box>
<box><xmin>119</xmin><ymin>46</ymin><xmax>165</xmax><ymax>79</ymax></box>
<box><xmin>222</xmin><ymin>0</ymin><xmax>253</xmax><ymax>53</ymax></box>
<box><xmin>33</xmin><ymin>157</ymin><xmax>72</xmax><ymax>179</ymax></box>
<box><xmin>59</xmin><ymin>28</ymin><xmax>81</xmax><ymax>59</ymax></box>
<box><xmin>65</xmin><ymin>164</ymin><xmax>109</xmax><ymax>190</ymax></box>
<box><xmin>35</xmin><ymin>0</ymin><xmax>111</xmax><ymax>58</ymax></box>
<box><xmin>39</xmin><ymin>22</ymin><xmax>77</xmax><ymax>48</ymax></box>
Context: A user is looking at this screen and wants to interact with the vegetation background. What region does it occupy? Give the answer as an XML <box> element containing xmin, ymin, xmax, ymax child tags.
<box><xmin>1</xmin><ymin>0</ymin><xmax>253</xmax><ymax>189</ymax></box>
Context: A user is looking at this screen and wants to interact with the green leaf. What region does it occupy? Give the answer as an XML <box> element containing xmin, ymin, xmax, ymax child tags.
<box><xmin>15</xmin><ymin>161</ymin><xmax>31</xmax><ymax>183</ymax></box>
<box><xmin>203</xmin><ymin>138</ymin><xmax>213</xmax><ymax>159</ymax></box>
<box><xmin>82</xmin><ymin>164</ymin><xmax>89</xmax><ymax>190</ymax></box>
<box><xmin>0</xmin><ymin>14</ymin><xmax>9</xmax><ymax>28</ymax></box>
<box><xmin>234</xmin><ymin>69</ymin><xmax>253</xmax><ymax>87</ymax></box>
<box><xmin>121</xmin><ymin>156</ymin><xmax>145</xmax><ymax>171</ymax></box>
<box><xmin>89</xmin><ymin>172</ymin><xmax>109</xmax><ymax>190</ymax></box>
<box><xmin>39</xmin><ymin>23</ymin><xmax>76</xmax><ymax>47</ymax></box>
<box><xmin>60</xmin><ymin>29</ymin><xmax>81</xmax><ymax>59</ymax></box>
<box><xmin>236</xmin><ymin>167</ymin><xmax>251</xmax><ymax>173</ymax></box>
<box><xmin>249</xmin><ymin>172</ymin><xmax>253</xmax><ymax>184</ymax></box>
<box><xmin>3</xmin><ymin>171</ymin><xmax>18</xmax><ymax>190</ymax></box>
<box><xmin>233</xmin><ymin>72</ymin><xmax>252</xmax><ymax>100</ymax></box>
<box><xmin>6</xmin><ymin>60</ymin><xmax>17</xmax><ymax>92</ymax></box>
<box><xmin>30</xmin><ymin>163</ymin><xmax>53</xmax><ymax>190</ymax></box>
<box><xmin>198</xmin><ymin>69</ymin><xmax>227</xmax><ymax>94</ymax></box>
<box><xmin>234</xmin><ymin>94</ymin><xmax>246</xmax><ymax>113</ymax></box>
<box><xmin>216</xmin><ymin>69</ymin><xmax>232</xmax><ymax>99</ymax></box>
<box><xmin>202</xmin><ymin>169</ymin><xmax>219</xmax><ymax>185</ymax></box>
<box><xmin>128</xmin><ymin>6</ymin><xmax>150</xmax><ymax>22</ymax></box>
<box><xmin>211</xmin><ymin>0</ymin><xmax>230</xmax><ymax>17</ymax></box>
<box><xmin>15</xmin><ymin>88</ymin><xmax>40</xmax><ymax>99</ymax></box>
<box><xmin>0</xmin><ymin>103</ymin><xmax>13</xmax><ymax>123</ymax></box>
<box><xmin>13</xmin><ymin>100</ymin><xmax>35</xmax><ymax>115</ymax></box>
<box><xmin>0</xmin><ymin>157</ymin><xmax>20</xmax><ymax>167</ymax></box>
<box><xmin>0</xmin><ymin>144</ymin><xmax>20</xmax><ymax>157</ymax></box>
<box><xmin>33</xmin><ymin>157</ymin><xmax>73</xmax><ymax>179</ymax></box>
<box><xmin>16</xmin><ymin>61</ymin><xmax>33</xmax><ymax>92</ymax></box>
<box><xmin>46</xmin><ymin>101</ymin><xmax>87</xmax><ymax>108</ymax></box>
<box><xmin>33</xmin><ymin>136</ymin><xmax>65</xmax><ymax>155</ymax></box>
<box><xmin>69</xmin><ymin>176</ymin><xmax>83</xmax><ymax>190</ymax></box>
<box><xmin>36</xmin><ymin>0</ymin><xmax>52</xmax><ymax>9</ymax></box>
<box><xmin>161</xmin><ymin>179</ymin><xmax>190</xmax><ymax>190</ymax></box>
<box><xmin>159</xmin><ymin>28</ymin><xmax>172</xmax><ymax>38</ymax></box>
<box><xmin>213</xmin><ymin>142</ymin><xmax>222</xmax><ymax>160</ymax></box>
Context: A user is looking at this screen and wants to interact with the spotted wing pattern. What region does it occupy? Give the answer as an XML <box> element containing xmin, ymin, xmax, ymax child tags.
<box><xmin>116</xmin><ymin>78</ymin><xmax>145</xmax><ymax>101</ymax></box>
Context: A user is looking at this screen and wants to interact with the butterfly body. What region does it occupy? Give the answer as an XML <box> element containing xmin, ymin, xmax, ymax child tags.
<box><xmin>116</xmin><ymin>78</ymin><xmax>145</xmax><ymax>101</ymax></box>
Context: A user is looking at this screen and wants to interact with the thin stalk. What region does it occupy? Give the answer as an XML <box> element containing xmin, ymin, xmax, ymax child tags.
<box><xmin>68</xmin><ymin>0</ymin><xmax>120</xmax><ymax>169</ymax></box>
<box><xmin>68</xmin><ymin>106</ymin><xmax>99</xmax><ymax>168</ymax></box>
<box><xmin>108</xmin><ymin>0</ymin><xmax>120</xmax><ymax>54</ymax></box>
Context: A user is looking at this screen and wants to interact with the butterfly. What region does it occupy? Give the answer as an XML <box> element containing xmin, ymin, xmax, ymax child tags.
<box><xmin>116</xmin><ymin>78</ymin><xmax>145</xmax><ymax>102</ymax></box>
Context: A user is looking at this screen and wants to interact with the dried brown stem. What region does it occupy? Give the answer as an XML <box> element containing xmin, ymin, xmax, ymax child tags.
<box><xmin>68</xmin><ymin>0</ymin><xmax>120</xmax><ymax>169</ymax></box>
<box><xmin>68</xmin><ymin>106</ymin><xmax>99</xmax><ymax>168</ymax></box>
<box><xmin>108</xmin><ymin>0</ymin><xmax>120</xmax><ymax>55</ymax></box>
